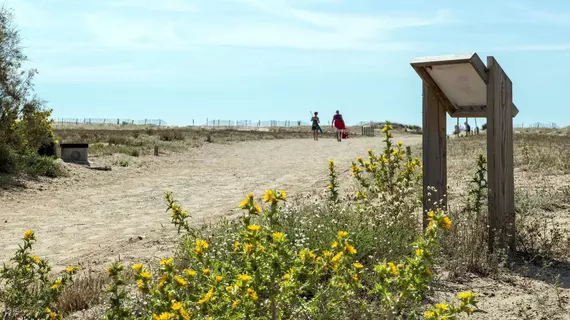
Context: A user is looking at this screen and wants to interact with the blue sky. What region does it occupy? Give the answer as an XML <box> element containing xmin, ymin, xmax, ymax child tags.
<box><xmin>12</xmin><ymin>0</ymin><xmax>570</xmax><ymax>127</ymax></box>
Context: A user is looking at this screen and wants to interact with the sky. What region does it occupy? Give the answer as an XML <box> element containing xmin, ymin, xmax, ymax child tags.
<box><xmin>10</xmin><ymin>0</ymin><xmax>570</xmax><ymax>127</ymax></box>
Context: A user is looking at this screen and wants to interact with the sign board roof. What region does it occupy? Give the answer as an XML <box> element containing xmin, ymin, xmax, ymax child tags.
<box><xmin>411</xmin><ymin>53</ymin><xmax>518</xmax><ymax>118</ymax></box>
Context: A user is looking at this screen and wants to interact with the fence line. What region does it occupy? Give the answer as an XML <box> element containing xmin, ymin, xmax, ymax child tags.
<box><xmin>514</xmin><ymin>122</ymin><xmax>559</xmax><ymax>129</ymax></box>
<box><xmin>56</xmin><ymin>118</ymin><xmax>167</xmax><ymax>126</ymax></box>
<box><xmin>55</xmin><ymin>118</ymin><xmax>315</xmax><ymax>128</ymax></box>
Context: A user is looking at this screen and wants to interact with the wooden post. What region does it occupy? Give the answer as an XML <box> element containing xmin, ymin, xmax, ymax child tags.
<box><xmin>486</xmin><ymin>56</ymin><xmax>515</xmax><ymax>254</ymax></box>
<box><xmin>154</xmin><ymin>146</ymin><xmax>159</xmax><ymax>156</ymax></box>
<box><xmin>422</xmin><ymin>82</ymin><xmax>447</xmax><ymax>228</ymax></box>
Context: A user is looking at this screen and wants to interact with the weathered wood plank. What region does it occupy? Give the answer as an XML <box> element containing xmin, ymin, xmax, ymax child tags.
<box><xmin>486</xmin><ymin>56</ymin><xmax>515</xmax><ymax>254</ymax></box>
<box><xmin>422</xmin><ymin>82</ymin><xmax>447</xmax><ymax>228</ymax></box>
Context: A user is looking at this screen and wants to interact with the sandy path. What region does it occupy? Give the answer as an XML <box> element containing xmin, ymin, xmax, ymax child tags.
<box><xmin>0</xmin><ymin>135</ymin><xmax>420</xmax><ymax>270</ymax></box>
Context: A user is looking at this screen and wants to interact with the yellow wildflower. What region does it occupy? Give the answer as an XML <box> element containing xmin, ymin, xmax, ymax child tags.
<box><xmin>156</xmin><ymin>312</ymin><xmax>173</xmax><ymax>320</ymax></box>
<box><xmin>184</xmin><ymin>269</ymin><xmax>197</xmax><ymax>277</ymax></box>
<box><xmin>140</xmin><ymin>271</ymin><xmax>152</xmax><ymax>279</ymax></box>
<box><xmin>245</xmin><ymin>243</ymin><xmax>253</xmax><ymax>253</ymax></box>
<box><xmin>415</xmin><ymin>249</ymin><xmax>424</xmax><ymax>257</ymax></box>
<box><xmin>239</xmin><ymin>199</ymin><xmax>249</xmax><ymax>208</ymax></box>
<box><xmin>442</xmin><ymin>216</ymin><xmax>452</xmax><ymax>230</ymax></box>
<box><xmin>337</xmin><ymin>231</ymin><xmax>348</xmax><ymax>238</ymax></box>
<box><xmin>247</xmin><ymin>288</ymin><xmax>258</xmax><ymax>301</ymax></box>
<box><xmin>202</xmin><ymin>268</ymin><xmax>210</xmax><ymax>276</ymax></box>
<box><xmin>424</xmin><ymin>311</ymin><xmax>435</xmax><ymax>318</ymax></box>
<box><xmin>172</xmin><ymin>302</ymin><xmax>183</xmax><ymax>311</ymax></box>
<box><xmin>353</xmin><ymin>262</ymin><xmax>364</xmax><ymax>269</ymax></box>
<box><xmin>279</xmin><ymin>191</ymin><xmax>287</xmax><ymax>200</ymax></box>
<box><xmin>263</xmin><ymin>190</ymin><xmax>276</xmax><ymax>203</ymax></box>
<box><xmin>226</xmin><ymin>285</ymin><xmax>234</xmax><ymax>292</ymax></box>
<box><xmin>332</xmin><ymin>252</ymin><xmax>343</xmax><ymax>263</ymax></box>
<box><xmin>323</xmin><ymin>250</ymin><xmax>331</xmax><ymax>257</ymax></box>
<box><xmin>427</xmin><ymin>210</ymin><xmax>436</xmax><ymax>218</ymax></box>
<box><xmin>50</xmin><ymin>279</ymin><xmax>61</xmax><ymax>290</ymax></box>
<box><xmin>247</xmin><ymin>193</ymin><xmax>254</xmax><ymax>200</ymax></box>
<box><xmin>232</xmin><ymin>300</ymin><xmax>240</xmax><ymax>308</ymax></box>
<box><xmin>215</xmin><ymin>276</ymin><xmax>223</xmax><ymax>283</ymax></box>
<box><xmin>435</xmin><ymin>304</ymin><xmax>449</xmax><ymax>311</ymax></box>
<box><xmin>180</xmin><ymin>309</ymin><xmax>190</xmax><ymax>320</ymax></box>
<box><xmin>352</xmin><ymin>273</ymin><xmax>359</xmax><ymax>281</ymax></box>
<box><xmin>136</xmin><ymin>279</ymin><xmax>145</xmax><ymax>290</ymax></box>
<box><xmin>49</xmin><ymin>312</ymin><xmax>57</xmax><ymax>319</ymax></box>
<box><xmin>457</xmin><ymin>291</ymin><xmax>475</xmax><ymax>301</ymax></box>
<box><xmin>160</xmin><ymin>257</ymin><xmax>173</xmax><ymax>266</ymax></box>
<box><xmin>254</xmin><ymin>204</ymin><xmax>262</xmax><ymax>213</ymax></box>
<box><xmin>238</xmin><ymin>274</ymin><xmax>252</xmax><ymax>282</ymax></box>
<box><xmin>23</xmin><ymin>230</ymin><xmax>34</xmax><ymax>240</ymax></box>
<box><xmin>272</xmin><ymin>232</ymin><xmax>285</xmax><ymax>242</ymax></box>
<box><xmin>248</xmin><ymin>224</ymin><xmax>261</xmax><ymax>232</ymax></box>
<box><xmin>158</xmin><ymin>274</ymin><xmax>167</xmax><ymax>289</ymax></box>
<box><xmin>32</xmin><ymin>256</ymin><xmax>40</xmax><ymax>263</ymax></box>
<box><xmin>331</xmin><ymin>241</ymin><xmax>338</xmax><ymax>249</ymax></box>
<box><xmin>174</xmin><ymin>276</ymin><xmax>188</xmax><ymax>286</ymax></box>
<box><xmin>195</xmin><ymin>239</ymin><xmax>209</xmax><ymax>255</ymax></box>
<box><xmin>234</xmin><ymin>241</ymin><xmax>241</xmax><ymax>252</ymax></box>
<box><xmin>327</xmin><ymin>185</ymin><xmax>333</xmax><ymax>190</ymax></box>
<box><xmin>283</xmin><ymin>273</ymin><xmax>291</xmax><ymax>280</ymax></box>
<box><xmin>132</xmin><ymin>263</ymin><xmax>143</xmax><ymax>271</ymax></box>
<box><xmin>344</xmin><ymin>243</ymin><xmax>357</xmax><ymax>255</ymax></box>
<box><xmin>388</xmin><ymin>263</ymin><xmax>398</xmax><ymax>276</ymax></box>
<box><xmin>198</xmin><ymin>287</ymin><xmax>215</xmax><ymax>304</ymax></box>
<box><xmin>65</xmin><ymin>266</ymin><xmax>75</xmax><ymax>273</ymax></box>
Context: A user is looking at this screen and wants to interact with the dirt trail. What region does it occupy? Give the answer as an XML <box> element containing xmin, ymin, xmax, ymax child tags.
<box><xmin>0</xmin><ymin>135</ymin><xmax>421</xmax><ymax>270</ymax></box>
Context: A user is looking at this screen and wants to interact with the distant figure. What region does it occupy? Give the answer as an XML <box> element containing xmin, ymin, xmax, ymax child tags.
<box><xmin>311</xmin><ymin>112</ymin><xmax>321</xmax><ymax>141</ymax></box>
<box><xmin>475</xmin><ymin>126</ymin><xmax>480</xmax><ymax>135</ymax></box>
<box><xmin>465</xmin><ymin>122</ymin><xmax>471</xmax><ymax>136</ymax></box>
<box><xmin>454</xmin><ymin>124</ymin><xmax>460</xmax><ymax>137</ymax></box>
<box><xmin>332</xmin><ymin>110</ymin><xmax>346</xmax><ymax>142</ymax></box>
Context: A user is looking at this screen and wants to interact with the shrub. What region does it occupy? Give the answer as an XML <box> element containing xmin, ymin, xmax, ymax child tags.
<box><xmin>0</xmin><ymin>231</ymin><xmax>79</xmax><ymax>319</ymax></box>
<box><xmin>102</xmin><ymin>192</ymin><xmax>477</xmax><ymax>319</ymax></box>
<box><xmin>0</xmin><ymin>144</ymin><xmax>17</xmax><ymax>174</ymax></box>
<box><xmin>160</xmin><ymin>130</ymin><xmax>186</xmax><ymax>142</ymax></box>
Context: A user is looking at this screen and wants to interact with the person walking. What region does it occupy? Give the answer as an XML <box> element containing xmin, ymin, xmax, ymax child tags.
<box><xmin>332</xmin><ymin>110</ymin><xmax>345</xmax><ymax>142</ymax></box>
<box><xmin>311</xmin><ymin>112</ymin><xmax>321</xmax><ymax>141</ymax></box>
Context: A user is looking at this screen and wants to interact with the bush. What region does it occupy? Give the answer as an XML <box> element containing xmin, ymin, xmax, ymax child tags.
<box><xmin>0</xmin><ymin>231</ymin><xmax>79</xmax><ymax>319</ymax></box>
<box><xmin>0</xmin><ymin>144</ymin><xmax>17</xmax><ymax>174</ymax></box>
<box><xmin>101</xmin><ymin>192</ymin><xmax>476</xmax><ymax>320</ymax></box>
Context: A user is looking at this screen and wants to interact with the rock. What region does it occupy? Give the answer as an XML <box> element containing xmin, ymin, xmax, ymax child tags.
<box><xmin>138</xmin><ymin>235</ymin><xmax>145</xmax><ymax>240</ymax></box>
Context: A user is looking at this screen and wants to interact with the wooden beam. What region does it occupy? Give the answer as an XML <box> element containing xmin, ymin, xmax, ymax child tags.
<box><xmin>486</xmin><ymin>56</ymin><xmax>516</xmax><ymax>255</ymax></box>
<box><xmin>450</xmin><ymin>105</ymin><xmax>486</xmax><ymax>118</ymax></box>
<box><xmin>468</xmin><ymin>53</ymin><xmax>489</xmax><ymax>84</ymax></box>
<box><xmin>422</xmin><ymin>82</ymin><xmax>447</xmax><ymax>228</ymax></box>
<box><xmin>413</xmin><ymin>66</ymin><xmax>457</xmax><ymax>114</ymax></box>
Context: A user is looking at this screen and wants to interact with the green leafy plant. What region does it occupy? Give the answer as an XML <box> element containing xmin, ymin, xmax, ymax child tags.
<box><xmin>0</xmin><ymin>230</ymin><xmax>79</xmax><ymax>319</ymax></box>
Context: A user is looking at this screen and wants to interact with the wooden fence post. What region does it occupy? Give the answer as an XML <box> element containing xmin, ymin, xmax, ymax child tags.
<box><xmin>486</xmin><ymin>56</ymin><xmax>515</xmax><ymax>255</ymax></box>
<box><xmin>421</xmin><ymin>82</ymin><xmax>447</xmax><ymax>228</ymax></box>
<box><xmin>154</xmin><ymin>146</ymin><xmax>159</xmax><ymax>156</ymax></box>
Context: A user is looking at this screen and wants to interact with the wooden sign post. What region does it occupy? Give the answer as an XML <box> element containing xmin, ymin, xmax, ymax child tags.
<box><xmin>411</xmin><ymin>53</ymin><xmax>519</xmax><ymax>254</ymax></box>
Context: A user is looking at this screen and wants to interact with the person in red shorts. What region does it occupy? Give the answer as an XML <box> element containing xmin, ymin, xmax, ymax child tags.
<box><xmin>331</xmin><ymin>110</ymin><xmax>345</xmax><ymax>142</ymax></box>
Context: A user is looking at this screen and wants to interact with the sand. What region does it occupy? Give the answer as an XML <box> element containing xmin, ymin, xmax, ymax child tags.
<box><xmin>0</xmin><ymin>135</ymin><xmax>421</xmax><ymax>270</ymax></box>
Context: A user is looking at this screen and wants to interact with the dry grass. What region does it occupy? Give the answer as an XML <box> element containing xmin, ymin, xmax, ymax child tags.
<box><xmin>56</xmin><ymin>269</ymin><xmax>108</xmax><ymax>315</ymax></box>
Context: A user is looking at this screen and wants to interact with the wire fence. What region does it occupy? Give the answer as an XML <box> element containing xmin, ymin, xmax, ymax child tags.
<box><xmin>55</xmin><ymin>118</ymin><xmax>316</xmax><ymax>128</ymax></box>
<box><xmin>514</xmin><ymin>122</ymin><xmax>560</xmax><ymax>129</ymax></box>
<box><xmin>56</xmin><ymin>118</ymin><xmax>167</xmax><ymax>126</ymax></box>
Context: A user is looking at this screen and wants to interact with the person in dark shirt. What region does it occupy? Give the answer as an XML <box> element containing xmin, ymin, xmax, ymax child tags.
<box><xmin>311</xmin><ymin>112</ymin><xmax>320</xmax><ymax>141</ymax></box>
<box><xmin>332</xmin><ymin>110</ymin><xmax>345</xmax><ymax>142</ymax></box>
